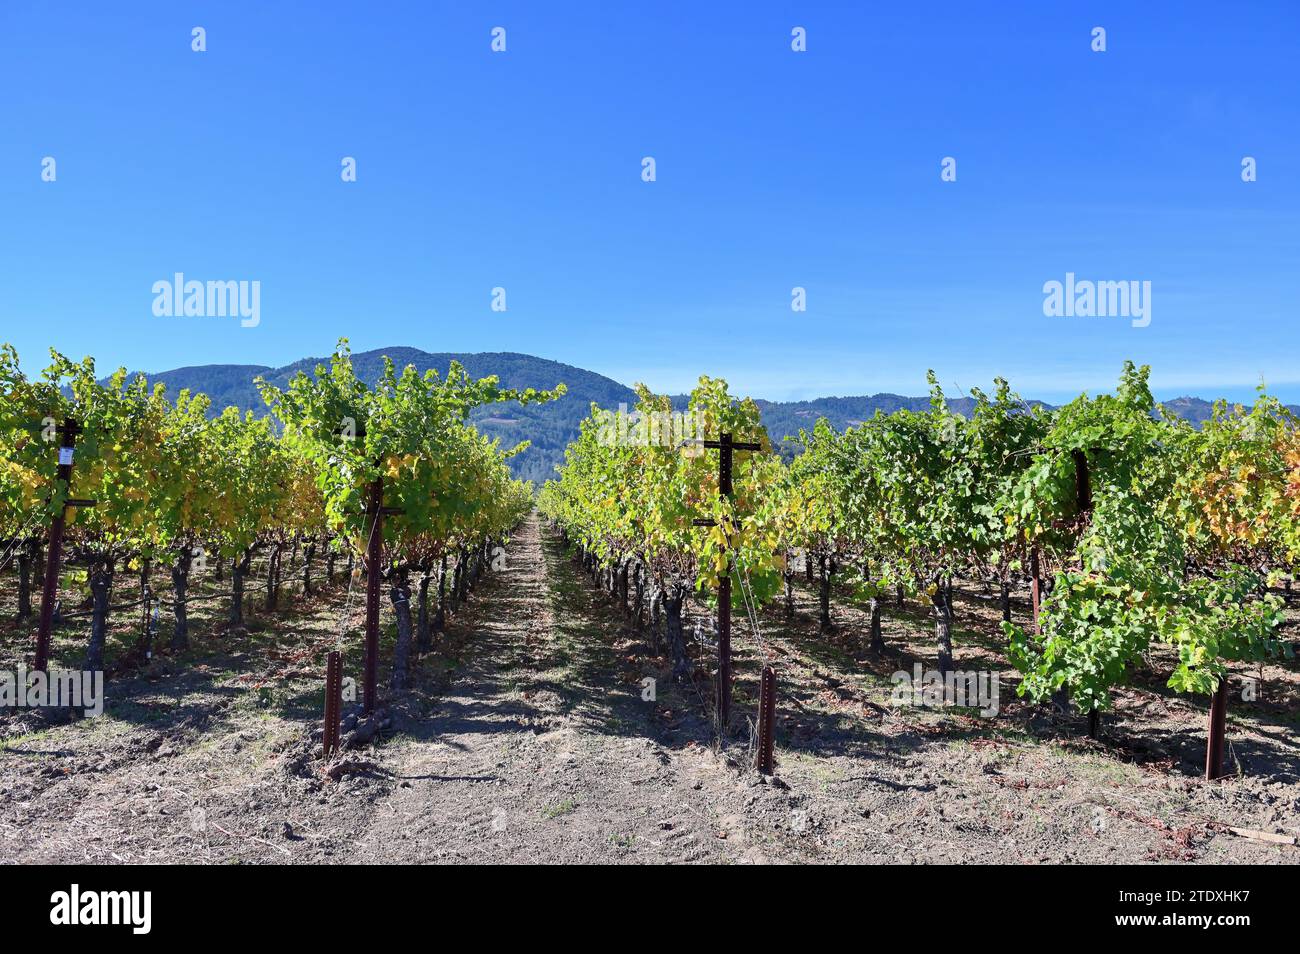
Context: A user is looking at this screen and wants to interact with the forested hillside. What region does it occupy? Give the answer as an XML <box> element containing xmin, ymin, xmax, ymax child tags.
<box><xmin>109</xmin><ymin>349</ymin><xmax>1300</xmax><ymax>481</ymax></box>
<box><xmin>114</xmin><ymin>350</ymin><xmax>636</xmax><ymax>485</ymax></box>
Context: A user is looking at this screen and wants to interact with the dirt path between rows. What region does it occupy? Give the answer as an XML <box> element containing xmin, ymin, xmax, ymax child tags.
<box><xmin>347</xmin><ymin>516</ymin><xmax>764</xmax><ymax>863</ymax></box>
<box><xmin>0</xmin><ymin>517</ymin><xmax>779</xmax><ymax>864</ymax></box>
<box><xmin>2</xmin><ymin>514</ymin><xmax>1296</xmax><ymax>864</ymax></box>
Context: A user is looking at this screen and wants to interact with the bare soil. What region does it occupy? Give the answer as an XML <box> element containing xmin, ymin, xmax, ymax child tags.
<box><xmin>1</xmin><ymin>516</ymin><xmax>1297</xmax><ymax>864</ymax></box>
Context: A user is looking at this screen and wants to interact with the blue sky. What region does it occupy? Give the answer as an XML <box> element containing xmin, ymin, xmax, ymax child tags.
<box><xmin>1</xmin><ymin>1</ymin><xmax>1297</xmax><ymax>403</ymax></box>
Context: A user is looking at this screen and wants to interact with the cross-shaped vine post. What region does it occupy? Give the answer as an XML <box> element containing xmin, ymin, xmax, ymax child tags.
<box><xmin>689</xmin><ymin>432</ymin><xmax>761</xmax><ymax>734</ymax></box>
<box><xmin>337</xmin><ymin>420</ymin><xmax>404</xmax><ymax>716</ymax></box>
<box><xmin>33</xmin><ymin>418</ymin><xmax>96</xmax><ymax>672</ymax></box>
<box><xmin>361</xmin><ymin>476</ymin><xmax>405</xmax><ymax>715</ymax></box>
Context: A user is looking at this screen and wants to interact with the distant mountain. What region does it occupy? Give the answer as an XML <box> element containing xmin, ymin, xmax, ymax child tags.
<box><xmin>121</xmin><ymin>349</ymin><xmax>633</xmax><ymax>485</ymax></box>
<box><xmin>754</xmin><ymin>393</ymin><xmax>1299</xmax><ymax>456</ymax></box>
<box><xmin>1157</xmin><ymin>396</ymin><xmax>1232</xmax><ymax>427</ymax></box>
<box><xmin>116</xmin><ymin>349</ymin><xmax>1300</xmax><ymax>484</ymax></box>
<box><xmin>137</xmin><ymin>363</ymin><xmax>274</xmax><ymax>412</ymax></box>
<box><xmin>752</xmin><ymin>394</ymin><xmax>1049</xmax><ymax>456</ymax></box>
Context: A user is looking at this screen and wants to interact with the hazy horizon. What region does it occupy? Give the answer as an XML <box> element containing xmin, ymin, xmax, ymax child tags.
<box><xmin>11</xmin><ymin>339</ymin><xmax>1295</xmax><ymax>410</ymax></box>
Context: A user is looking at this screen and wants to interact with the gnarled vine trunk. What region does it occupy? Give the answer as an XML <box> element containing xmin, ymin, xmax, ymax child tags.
<box><xmin>650</xmin><ymin>587</ymin><xmax>663</xmax><ymax>655</ymax></box>
<box><xmin>935</xmin><ymin>579</ymin><xmax>954</xmax><ymax>675</ymax></box>
<box><xmin>265</xmin><ymin>543</ymin><xmax>281</xmax><ymax>610</ymax></box>
<box><xmin>457</xmin><ymin>548</ymin><xmax>470</xmax><ymax>601</ymax></box>
<box><xmin>633</xmin><ymin>563</ymin><xmax>645</xmax><ymax>629</ymax></box>
<box><xmin>783</xmin><ymin>552</ymin><xmax>794</xmax><ymax>619</ymax></box>
<box><xmin>171</xmin><ymin>546</ymin><xmax>192</xmax><ymax>651</ymax></box>
<box><xmin>434</xmin><ymin>554</ymin><xmax>448</xmax><ymax>632</ymax></box>
<box><xmin>818</xmin><ymin>554</ymin><xmax>833</xmax><ymax>633</ymax></box>
<box><xmin>229</xmin><ymin>550</ymin><xmax>251</xmax><ymax>630</ymax></box>
<box><xmin>869</xmin><ymin>596</ymin><xmax>884</xmax><ymax>653</ymax></box>
<box><xmin>16</xmin><ymin>546</ymin><xmax>33</xmax><ymax>620</ymax></box>
<box><xmin>389</xmin><ymin>573</ymin><xmax>414</xmax><ymax>692</ymax></box>
<box><xmin>664</xmin><ymin>587</ymin><xmax>689</xmax><ymax>679</ymax></box>
<box><xmin>302</xmin><ymin>539</ymin><xmax>315</xmax><ymax>596</ymax></box>
<box><xmin>84</xmin><ymin>563</ymin><xmax>114</xmax><ymax>672</ymax></box>
<box><xmin>416</xmin><ymin>569</ymin><xmax>432</xmax><ymax>652</ymax></box>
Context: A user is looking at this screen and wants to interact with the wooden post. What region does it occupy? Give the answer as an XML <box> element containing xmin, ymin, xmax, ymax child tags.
<box><xmin>33</xmin><ymin>419</ymin><xmax>79</xmax><ymax>672</ymax></box>
<box><xmin>1206</xmin><ymin>678</ymin><xmax>1229</xmax><ymax>780</ymax></box>
<box><xmin>688</xmin><ymin>433</ymin><xmax>761</xmax><ymax>737</ymax></box>
<box><xmin>716</xmin><ymin>434</ymin><xmax>734</xmax><ymax>729</ymax></box>
<box><xmin>363</xmin><ymin>478</ymin><xmax>383</xmax><ymax>715</ymax></box>
<box><xmin>140</xmin><ymin>557</ymin><xmax>152</xmax><ymax>645</ymax></box>
<box><xmin>16</xmin><ymin>542</ymin><xmax>33</xmax><ymax>620</ymax></box>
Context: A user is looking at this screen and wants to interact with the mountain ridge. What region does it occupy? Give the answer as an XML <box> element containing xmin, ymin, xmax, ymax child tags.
<box><xmin>110</xmin><ymin>348</ymin><xmax>1300</xmax><ymax>484</ymax></box>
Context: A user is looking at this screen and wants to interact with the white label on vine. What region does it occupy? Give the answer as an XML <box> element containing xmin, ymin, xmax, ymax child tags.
<box><xmin>58</xmin><ymin>447</ymin><xmax>74</xmax><ymax>465</ymax></box>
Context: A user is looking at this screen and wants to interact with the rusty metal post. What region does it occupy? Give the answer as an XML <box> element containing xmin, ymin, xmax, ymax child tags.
<box><xmin>323</xmin><ymin>650</ymin><xmax>342</xmax><ymax>756</ymax></box>
<box><xmin>716</xmin><ymin>434</ymin><xmax>733</xmax><ymax>729</ymax></box>
<box><xmin>1206</xmin><ymin>678</ymin><xmax>1229</xmax><ymax>780</ymax></box>
<box><xmin>717</xmin><ymin>434</ymin><xmax>734</xmax><ymax>500</ymax></box>
<box><xmin>33</xmin><ymin>419</ymin><xmax>79</xmax><ymax>672</ymax></box>
<box><xmin>363</xmin><ymin>477</ymin><xmax>383</xmax><ymax>715</ymax></box>
<box><xmin>755</xmin><ymin>665</ymin><xmax>776</xmax><ymax>774</ymax></box>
